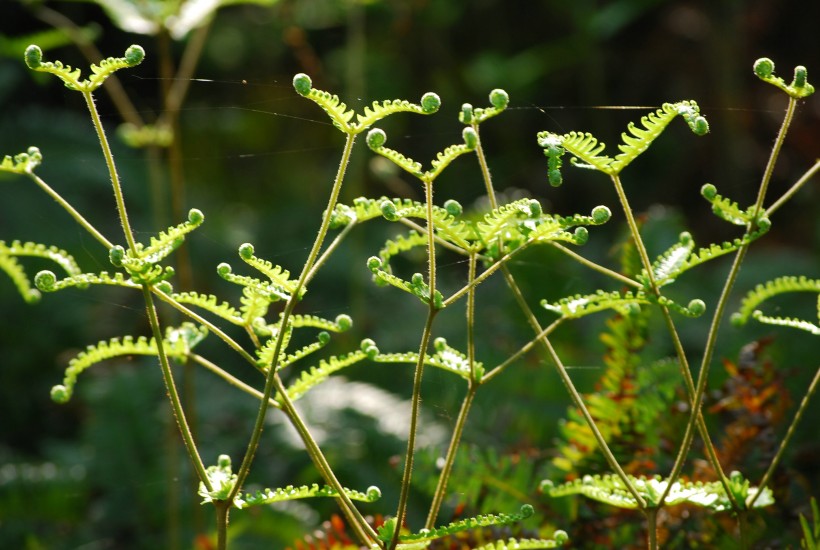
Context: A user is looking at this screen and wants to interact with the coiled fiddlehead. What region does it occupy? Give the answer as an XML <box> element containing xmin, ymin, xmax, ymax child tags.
<box><xmin>25</xmin><ymin>44</ymin><xmax>145</xmax><ymax>93</ymax></box>
<box><xmin>0</xmin><ymin>147</ymin><xmax>43</xmax><ymax>174</ymax></box>
<box><xmin>753</xmin><ymin>58</ymin><xmax>815</xmax><ymax>99</ymax></box>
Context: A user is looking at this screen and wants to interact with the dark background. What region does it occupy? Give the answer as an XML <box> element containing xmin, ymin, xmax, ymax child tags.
<box><xmin>0</xmin><ymin>0</ymin><xmax>818</xmax><ymax>548</ymax></box>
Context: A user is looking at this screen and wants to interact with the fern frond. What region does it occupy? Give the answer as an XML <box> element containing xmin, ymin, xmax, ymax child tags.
<box><xmin>170</xmin><ymin>291</ymin><xmax>243</xmax><ymax>325</ymax></box>
<box><xmin>50</xmin><ymin>323</ymin><xmax>206</xmax><ymax>403</ymax></box>
<box><xmin>380</xmin><ymin>199</ymin><xmax>473</xmax><ymax>249</ymax></box>
<box><xmin>356</xmin><ymin>94</ymin><xmax>441</xmax><ymax>128</ymax></box>
<box><xmin>329</xmin><ymin>196</ymin><xmax>419</xmax><ymax>228</ymax></box>
<box><xmin>25</xmin><ymin>44</ymin><xmax>144</xmax><ymax>93</ymax></box>
<box><xmin>293</xmin><ymin>74</ymin><xmax>440</xmax><ymax>134</ymax></box>
<box><xmin>284</xmin><ymin>312</ymin><xmax>353</xmax><ymax>332</ymax></box>
<box><xmin>257</xmin><ymin>330</ymin><xmax>330</xmax><ymax>371</ymax></box>
<box><xmin>240</xmin><ymin>483</ymin><xmax>381</xmax><ymax>509</ymax></box>
<box><xmin>649</xmin><ymin>232</ymin><xmax>696</xmax><ymax>287</ymax></box>
<box><xmin>0</xmin><ymin>240</ymin><xmax>82</xmax><ymax>303</ymax></box>
<box><xmin>129</xmin><ymin>208</ymin><xmax>204</xmax><ymax>263</ymax></box>
<box><xmin>475</xmin><ymin>535</ymin><xmax>568</xmax><ymax>550</ymax></box>
<box><xmin>474</xmin><ymin>198</ymin><xmax>542</xmax><ymax>248</ymax></box>
<box><xmin>217</xmin><ymin>263</ymin><xmax>294</xmax><ymax>303</ymax></box>
<box><xmin>700</xmin><ymin>184</ymin><xmax>755</xmax><ymax>226</ymax></box>
<box><xmin>459</xmin><ymin>89</ymin><xmax>510</xmax><ymax>126</ymax></box>
<box><xmin>367</xmin><ymin>127</ymin><xmax>476</xmax><ymax>183</ymax></box>
<box><xmin>731</xmin><ymin>275</ymin><xmax>820</xmax><ymax>333</ymax></box>
<box><xmin>543</xmin><ymin>473</ymin><xmax>772</xmax><ymax>511</ymax></box>
<box><xmin>277</xmin><ymin>349</ymin><xmax>371</xmax><ymax>403</ymax></box>
<box><xmin>367</xmin><ymin>257</ymin><xmax>444</xmax><ymax>309</ymax></box>
<box><xmin>610</xmin><ymin>101</ymin><xmax>707</xmax><ymax>172</ymax></box>
<box><xmin>34</xmin><ymin>269</ymin><xmax>140</xmax><ymax>292</ymax></box>
<box><xmin>379</xmin><ymin>230</ymin><xmax>428</xmax><ymax>269</ymax></box>
<box><xmin>753</xmin><ymin>58</ymin><xmax>815</xmax><ymax>99</ymax></box>
<box><xmin>0</xmin><ymin>146</ymin><xmax>43</xmax><ymax>174</ymax></box>
<box><xmin>374</xmin><ymin>337</ymin><xmax>483</xmax><ymax>381</ymax></box>
<box><xmin>542</xmin><ymin>290</ymin><xmax>650</xmax><ymax>319</ymax></box>
<box><xmin>380</xmin><ymin>505</ymin><xmax>534</xmax><ymax>545</ymax></box>
<box><xmin>537</xmin><ymin>102</ymin><xmax>708</xmax><ymax>178</ymax></box>
<box><xmin>0</xmin><ymin>254</ymin><xmax>41</xmax><ymax>302</ymax></box>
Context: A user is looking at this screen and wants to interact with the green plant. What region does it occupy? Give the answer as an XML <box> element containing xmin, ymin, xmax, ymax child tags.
<box><xmin>2</xmin><ymin>34</ymin><xmax>818</xmax><ymax>550</ymax></box>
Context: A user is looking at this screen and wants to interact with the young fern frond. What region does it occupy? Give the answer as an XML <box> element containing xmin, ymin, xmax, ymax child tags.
<box><xmin>257</xmin><ymin>330</ymin><xmax>331</xmax><ymax>372</ymax></box>
<box><xmin>240</xmin><ymin>483</ymin><xmax>381</xmax><ymax>509</ymax></box>
<box><xmin>217</xmin><ymin>263</ymin><xmax>294</xmax><ymax>303</ymax></box>
<box><xmin>277</xmin><ymin>347</ymin><xmax>374</xmax><ymax>403</ymax></box>
<box><xmin>380</xmin><ymin>198</ymin><xmax>473</xmax><ymax>249</ymax></box>
<box><xmin>474</xmin><ymin>198</ymin><xmax>543</xmax><ymax>248</ymax></box>
<box><xmin>378</xmin><ymin>504</ymin><xmax>535</xmax><ymax>545</ymax></box>
<box><xmin>330</xmin><ymin>196</ymin><xmax>420</xmax><ymax>228</ymax></box>
<box><xmin>25</xmin><ymin>44</ymin><xmax>145</xmax><ymax>93</ymax></box>
<box><xmin>459</xmin><ymin>89</ymin><xmax>510</xmax><ymax>126</ymax></box>
<box><xmin>284</xmin><ymin>312</ymin><xmax>353</xmax><ymax>333</ymax></box>
<box><xmin>0</xmin><ymin>146</ymin><xmax>43</xmax><ymax>174</ymax></box>
<box><xmin>0</xmin><ymin>240</ymin><xmax>83</xmax><ymax>302</ymax></box>
<box><xmin>379</xmin><ymin>230</ymin><xmax>429</xmax><ymax>269</ymax></box>
<box><xmin>237</xmin><ymin>243</ymin><xmax>305</xmax><ymax>299</ymax></box>
<box><xmin>34</xmin><ymin>269</ymin><xmax>140</xmax><ymax>292</ymax></box>
<box><xmin>475</xmin><ymin>536</ymin><xmax>568</xmax><ymax>550</ymax></box>
<box><xmin>648</xmin><ymin>232</ymin><xmax>696</xmax><ymax>287</ymax></box>
<box><xmin>366</xmin><ymin>127</ymin><xmax>476</xmax><ymax>183</ymax></box>
<box><xmin>700</xmin><ymin>184</ymin><xmax>755</xmax><ymax>226</ymax></box>
<box><xmin>542</xmin><ymin>290</ymin><xmax>651</xmax><ymax>319</ymax></box>
<box><xmin>732</xmin><ymin>276</ymin><xmax>820</xmax><ymax>334</ymax></box>
<box><xmin>131</xmin><ymin>208</ymin><xmax>204</xmax><ymax>263</ymax></box>
<box><xmin>537</xmin><ymin>101</ymin><xmax>708</xmax><ymax>179</ymax></box>
<box><xmin>367</xmin><ymin>256</ymin><xmax>444</xmax><ymax>308</ymax></box>
<box><xmin>293</xmin><ymin>73</ymin><xmax>440</xmax><ymax>134</ymax></box>
<box><xmin>374</xmin><ymin>337</ymin><xmax>484</xmax><ymax>382</ymax></box>
<box><xmin>169</xmin><ymin>291</ymin><xmax>244</xmax><ymax>325</ymax></box>
<box><xmin>753</xmin><ymin>58</ymin><xmax>815</xmax><ymax>99</ymax></box>
<box><xmin>543</xmin><ymin>472</ymin><xmax>773</xmax><ymax>511</ymax></box>
<box><xmin>50</xmin><ymin>323</ymin><xmax>207</xmax><ymax>403</ymax></box>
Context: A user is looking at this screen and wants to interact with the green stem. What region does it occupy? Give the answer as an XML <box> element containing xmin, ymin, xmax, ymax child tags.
<box><xmin>391</xmin><ymin>177</ymin><xmax>439</xmax><ymax>550</ymax></box>
<box><xmin>748</xmin><ymin>364</ymin><xmax>820</xmax><ymax>508</ymax></box>
<box><xmin>501</xmin><ymin>266</ymin><xmax>646</xmax><ymax>508</ymax></box>
<box><xmin>25</xmin><ymin>171</ymin><xmax>112</xmax><ymax>249</ymax></box>
<box><xmin>765</xmin><ymin>158</ymin><xmax>820</xmax><ymax>218</ymax></box>
<box><xmin>664</xmin><ymin>95</ymin><xmax>799</xmax><ymax>511</ymax></box>
<box><xmin>647</xmin><ymin>507</ymin><xmax>658</xmax><ymax>550</ymax></box>
<box><xmin>81</xmin><ymin>90</ymin><xmax>137</xmax><ymax>252</ymax></box>
<box><xmin>274</xmin><ymin>372</ymin><xmax>380</xmax><ymax>544</ymax></box>
<box><xmin>482</xmin><ymin>318</ymin><xmax>563</xmax><ymax>383</ymax></box>
<box><xmin>228</xmin><ymin>133</ymin><xmax>369</xmax><ymax>538</ymax></box>
<box><xmin>142</xmin><ymin>285</ymin><xmax>211</xmax><ymax>489</ymax></box>
<box><xmin>215</xmin><ymin>500</ymin><xmax>230</xmax><ymax>550</ymax></box>
<box><xmin>425</xmin><ymin>384</ymin><xmax>477</xmax><ymax>530</ymax></box>
<box><xmin>549</xmin><ymin>242</ymin><xmax>642</xmax><ymax>288</ymax></box>
<box><xmin>425</xmin><ymin>253</ymin><xmax>480</xmax><ymax>529</ymax></box>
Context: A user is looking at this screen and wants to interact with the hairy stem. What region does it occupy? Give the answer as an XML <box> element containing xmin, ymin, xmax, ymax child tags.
<box><xmin>765</xmin><ymin>158</ymin><xmax>820</xmax><ymax>218</ymax></box>
<box><xmin>25</xmin><ymin>171</ymin><xmax>112</xmax><ymax>249</ymax></box>
<box><xmin>748</xmin><ymin>364</ymin><xmax>820</xmax><ymax>508</ymax></box>
<box><xmin>391</xmin><ymin>178</ymin><xmax>439</xmax><ymax>550</ymax></box>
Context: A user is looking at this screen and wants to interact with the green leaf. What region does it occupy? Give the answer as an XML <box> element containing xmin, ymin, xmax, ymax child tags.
<box><xmin>0</xmin><ymin>240</ymin><xmax>83</xmax><ymax>303</ymax></box>
<box><xmin>367</xmin><ymin>127</ymin><xmax>476</xmax><ymax>183</ymax></box>
<box><xmin>239</xmin><ymin>483</ymin><xmax>381</xmax><ymax>509</ymax></box>
<box><xmin>25</xmin><ymin>44</ymin><xmax>145</xmax><ymax>93</ymax></box>
<box><xmin>277</xmin><ymin>349</ymin><xmax>371</xmax><ymax>403</ymax></box>
<box><xmin>35</xmin><ymin>269</ymin><xmax>141</xmax><ymax>293</ymax></box>
<box><xmin>543</xmin><ymin>473</ymin><xmax>773</xmax><ymax>511</ymax></box>
<box><xmin>0</xmin><ymin>147</ymin><xmax>43</xmax><ymax>174</ymax></box>
<box><xmin>51</xmin><ymin>323</ymin><xmax>207</xmax><ymax>403</ymax></box>
<box><xmin>170</xmin><ymin>291</ymin><xmax>244</xmax><ymax>325</ymax></box>
<box><xmin>732</xmin><ymin>275</ymin><xmax>820</xmax><ymax>332</ymax></box>
<box><xmin>375</xmin><ymin>337</ymin><xmax>484</xmax><ymax>382</ymax></box>
<box><xmin>381</xmin><ymin>505</ymin><xmax>535</xmax><ymax>545</ymax></box>
<box><xmin>542</xmin><ymin>289</ymin><xmax>650</xmax><ymax>319</ymax></box>
<box><xmin>475</xmin><ymin>535</ymin><xmax>569</xmax><ymax>550</ymax></box>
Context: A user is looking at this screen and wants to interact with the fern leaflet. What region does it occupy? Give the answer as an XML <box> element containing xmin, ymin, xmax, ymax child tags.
<box><xmin>239</xmin><ymin>483</ymin><xmax>381</xmax><ymax>509</ymax></box>
<box><xmin>277</xmin><ymin>349</ymin><xmax>371</xmax><ymax>403</ymax></box>
<box><xmin>0</xmin><ymin>146</ymin><xmax>42</xmax><ymax>174</ymax></box>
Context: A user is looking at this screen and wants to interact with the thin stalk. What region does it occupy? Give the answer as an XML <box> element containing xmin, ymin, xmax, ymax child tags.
<box><xmin>425</xmin><ymin>384</ymin><xmax>477</xmax><ymax>529</ymax></box>
<box><xmin>274</xmin><ymin>372</ymin><xmax>380</xmax><ymax>544</ymax></box>
<box><xmin>549</xmin><ymin>242</ymin><xmax>642</xmax><ymax>288</ymax></box>
<box><xmin>191</xmin><ymin>353</ymin><xmax>279</xmax><ymax>408</ymax></box>
<box><xmin>765</xmin><ymin>158</ymin><xmax>820</xmax><ymax>218</ymax></box>
<box><xmin>501</xmin><ymin>266</ymin><xmax>647</xmax><ymax>509</ymax></box>
<box><xmin>608</xmin><ymin>173</ymin><xmax>732</xmax><ymax>510</ymax></box>
<box><xmin>305</xmin><ymin>220</ymin><xmax>357</xmax><ymax>284</ymax></box>
<box><xmin>662</xmin><ymin>95</ymin><xmax>799</xmax><ymax>513</ymax></box>
<box><xmin>482</xmin><ymin>318</ymin><xmax>563</xmax><ymax>383</ymax></box>
<box><xmin>391</xmin><ymin>178</ymin><xmax>440</xmax><ymax>550</ymax></box>
<box><xmin>25</xmin><ymin>171</ymin><xmax>112</xmax><ymax>249</ymax></box>
<box><xmin>646</xmin><ymin>507</ymin><xmax>658</xmax><ymax>550</ymax></box>
<box><xmin>81</xmin><ymin>90</ymin><xmax>137</xmax><ymax>251</ymax></box>
<box><xmin>152</xmin><ymin>290</ymin><xmax>260</xmax><ymax>369</ymax></box>
<box><xmin>142</xmin><ymin>285</ymin><xmax>212</xmax><ymax>488</ymax></box>
<box><xmin>425</xmin><ymin>253</ymin><xmax>479</xmax><ymax>529</ymax></box>
<box><xmin>215</xmin><ymin>500</ymin><xmax>230</xmax><ymax>550</ymax></box>
<box><xmin>748</xmin><ymin>364</ymin><xmax>820</xmax><ymax>508</ymax></box>
<box><xmin>228</xmin><ymin>134</ymin><xmax>368</xmax><ymax>538</ymax></box>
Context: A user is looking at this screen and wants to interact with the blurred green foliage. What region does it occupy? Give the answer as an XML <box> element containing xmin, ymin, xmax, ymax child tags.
<box><xmin>0</xmin><ymin>0</ymin><xmax>818</xmax><ymax>547</ymax></box>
